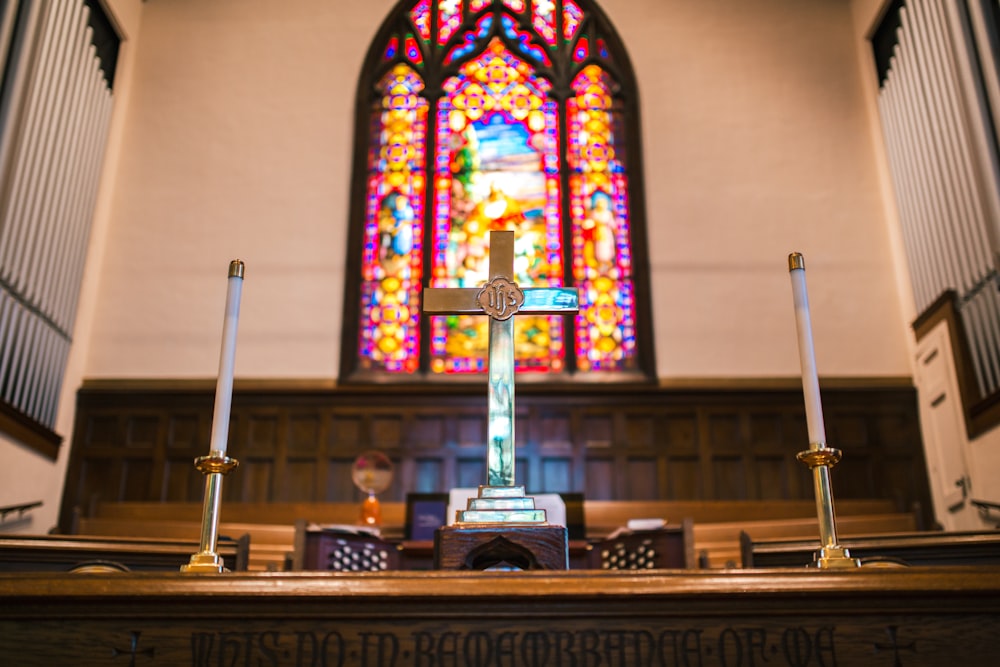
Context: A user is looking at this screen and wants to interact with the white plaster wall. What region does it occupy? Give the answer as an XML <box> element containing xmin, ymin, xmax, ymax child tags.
<box><xmin>85</xmin><ymin>0</ymin><xmax>912</xmax><ymax>382</ymax></box>
<box><xmin>613</xmin><ymin>0</ymin><xmax>908</xmax><ymax>379</ymax></box>
<box><xmin>87</xmin><ymin>0</ymin><xmax>387</xmax><ymax>379</ymax></box>
<box><xmin>0</xmin><ymin>0</ymin><xmax>144</xmax><ymax>534</ymax></box>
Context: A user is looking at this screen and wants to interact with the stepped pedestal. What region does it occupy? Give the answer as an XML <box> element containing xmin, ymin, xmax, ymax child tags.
<box><xmin>434</xmin><ymin>486</ymin><xmax>568</xmax><ymax>570</ymax></box>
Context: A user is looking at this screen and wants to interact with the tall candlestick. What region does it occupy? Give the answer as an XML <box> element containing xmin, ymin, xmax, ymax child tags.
<box><xmin>787</xmin><ymin>252</ymin><xmax>859</xmax><ymax>568</ymax></box>
<box><xmin>182</xmin><ymin>259</ymin><xmax>244</xmax><ymax>573</ymax></box>
<box><xmin>788</xmin><ymin>252</ymin><xmax>826</xmax><ymax>450</ymax></box>
<box><xmin>209</xmin><ymin>259</ymin><xmax>244</xmax><ymax>455</ymax></box>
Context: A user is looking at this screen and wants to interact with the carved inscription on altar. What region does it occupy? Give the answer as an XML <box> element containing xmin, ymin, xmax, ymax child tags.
<box><xmin>189</xmin><ymin>625</ymin><xmax>843</xmax><ymax>667</ymax></box>
<box><xmin>2</xmin><ymin>614</ymin><xmax>995</xmax><ymax>665</ymax></box>
<box><xmin>2</xmin><ymin>571</ymin><xmax>997</xmax><ymax>666</ymax></box>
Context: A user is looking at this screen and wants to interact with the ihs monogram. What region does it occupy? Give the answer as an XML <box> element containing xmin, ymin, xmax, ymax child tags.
<box><xmin>476</xmin><ymin>276</ymin><xmax>524</xmax><ymax>320</ymax></box>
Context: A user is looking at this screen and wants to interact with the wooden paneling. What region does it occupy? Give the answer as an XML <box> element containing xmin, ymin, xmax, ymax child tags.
<box><xmin>59</xmin><ymin>382</ymin><xmax>933</xmax><ymax>533</ymax></box>
<box><xmin>120</xmin><ymin>459</ymin><xmax>155</xmax><ymax>500</ymax></box>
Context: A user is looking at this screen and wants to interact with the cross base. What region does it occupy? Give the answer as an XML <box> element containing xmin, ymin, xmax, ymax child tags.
<box><xmin>434</xmin><ymin>524</ymin><xmax>569</xmax><ymax>570</ymax></box>
<box><xmin>455</xmin><ymin>485</ymin><xmax>547</xmax><ymax>524</ymax></box>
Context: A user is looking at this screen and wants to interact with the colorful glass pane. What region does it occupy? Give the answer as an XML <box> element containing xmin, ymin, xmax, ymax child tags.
<box><xmin>437</xmin><ymin>0</ymin><xmax>462</xmax><ymax>46</ymax></box>
<box><xmin>563</xmin><ymin>0</ymin><xmax>583</xmax><ymax>41</ymax></box>
<box><xmin>532</xmin><ymin>0</ymin><xmax>557</xmax><ymax>45</ymax></box>
<box><xmin>445</xmin><ymin>14</ymin><xmax>493</xmax><ymax>65</ymax></box>
<box><xmin>358</xmin><ymin>64</ymin><xmax>428</xmax><ymax>373</ymax></box>
<box><xmin>404</xmin><ymin>34</ymin><xmax>424</xmax><ymax>66</ymax></box>
<box><xmin>567</xmin><ymin>65</ymin><xmax>637</xmax><ymax>371</ymax></box>
<box><xmin>573</xmin><ymin>36</ymin><xmax>589</xmax><ymax>63</ymax></box>
<box><xmin>596</xmin><ymin>37</ymin><xmax>610</xmax><ymax>59</ymax></box>
<box><xmin>503</xmin><ymin>0</ymin><xmax>527</xmax><ymax>13</ymax></box>
<box><xmin>432</xmin><ymin>39</ymin><xmax>564</xmax><ymax>374</ymax></box>
<box><xmin>410</xmin><ymin>0</ymin><xmax>431</xmax><ymax>41</ymax></box>
<box><xmin>384</xmin><ymin>35</ymin><xmax>399</xmax><ymax>61</ymax></box>
<box><xmin>470</xmin><ymin>0</ymin><xmax>491</xmax><ymax>11</ymax></box>
<box><xmin>501</xmin><ymin>14</ymin><xmax>551</xmax><ymax>66</ymax></box>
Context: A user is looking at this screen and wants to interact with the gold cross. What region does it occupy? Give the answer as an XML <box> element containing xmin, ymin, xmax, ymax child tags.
<box><xmin>423</xmin><ymin>230</ymin><xmax>578</xmax><ymax>487</ymax></box>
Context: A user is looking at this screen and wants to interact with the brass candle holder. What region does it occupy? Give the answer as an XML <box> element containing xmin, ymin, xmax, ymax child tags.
<box><xmin>796</xmin><ymin>445</ymin><xmax>860</xmax><ymax>568</ymax></box>
<box><xmin>181</xmin><ymin>451</ymin><xmax>239</xmax><ymax>573</ymax></box>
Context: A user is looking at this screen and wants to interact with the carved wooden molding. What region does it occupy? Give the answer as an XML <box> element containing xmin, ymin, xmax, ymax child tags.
<box><xmin>0</xmin><ymin>401</ymin><xmax>61</xmax><ymax>461</ymax></box>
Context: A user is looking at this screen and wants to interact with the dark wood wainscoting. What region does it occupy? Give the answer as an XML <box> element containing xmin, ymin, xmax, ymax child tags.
<box><xmin>59</xmin><ymin>381</ymin><xmax>932</xmax><ymax>533</ymax></box>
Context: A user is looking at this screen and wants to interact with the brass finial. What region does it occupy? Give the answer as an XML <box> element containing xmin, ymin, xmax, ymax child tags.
<box><xmin>788</xmin><ymin>252</ymin><xmax>805</xmax><ymax>271</ymax></box>
<box><xmin>228</xmin><ymin>259</ymin><xmax>245</xmax><ymax>279</ymax></box>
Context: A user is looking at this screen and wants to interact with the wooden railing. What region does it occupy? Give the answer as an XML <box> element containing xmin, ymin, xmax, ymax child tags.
<box><xmin>70</xmin><ymin>499</ymin><xmax>920</xmax><ymax>571</ymax></box>
<box><xmin>76</xmin><ymin>517</ymin><xmax>290</xmax><ymax>572</ymax></box>
<box><xmin>0</xmin><ymin>533</ymin><xmax>247</xmax><ymax>573</ymax></box>
<box><xmin>0</xmin><ymin>501</ymin><xmax>42</xmax><ymax>523</ymax></box>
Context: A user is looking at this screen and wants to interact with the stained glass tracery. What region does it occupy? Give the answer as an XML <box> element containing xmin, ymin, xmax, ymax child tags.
<box><xmin>501</xmin><ymin>14</ymin><xmax>551</xmax><ymax>66</ymax></box>
<box><xmin>354</xmin><ymin>0</ymin><xmax>644</xmax><ymax>378</ymax></box>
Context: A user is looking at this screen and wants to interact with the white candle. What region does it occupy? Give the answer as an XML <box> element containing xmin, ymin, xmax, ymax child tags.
<box><xmin>209</xmin><ymin>260</ymin><xmax>244</xmax><ymax>456</ymax></box>
<box><xmin>788</xmin><ymin>253</ymin><xmax>826</xmax><ymax>450</ymax></box>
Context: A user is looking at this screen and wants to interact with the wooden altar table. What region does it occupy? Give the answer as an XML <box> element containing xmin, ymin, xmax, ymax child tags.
<box><xmin>1</xmin><ymin>567</ymin><xmax>998</xmax><ymax>665</ymax></box>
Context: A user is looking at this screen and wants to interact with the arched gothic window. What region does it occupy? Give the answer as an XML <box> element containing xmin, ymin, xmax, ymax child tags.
<box><xmin>341</xmin><ymin>0</ymin><xmax>654</xmax><ymax>381</ymax></box>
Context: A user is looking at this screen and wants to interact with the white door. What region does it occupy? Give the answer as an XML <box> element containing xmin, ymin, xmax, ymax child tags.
<box><xmin>913</xmin><ymin>323</ymin><xmax>981</xmax><ymax>530</ymax></box>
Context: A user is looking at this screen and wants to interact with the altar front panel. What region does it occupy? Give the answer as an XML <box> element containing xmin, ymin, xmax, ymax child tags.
<box><xmin>1</xmin><ymin>568</ymin><xmax>997</xmax><ymax>666</ymax></box>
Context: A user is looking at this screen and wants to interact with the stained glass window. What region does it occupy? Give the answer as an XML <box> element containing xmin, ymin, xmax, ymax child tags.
<box><xmin>568</xmin><ymin>64</ymin><xmax>636</xmax><ymax>370</ymax></box>
<box><xmin>357</xmin><ymin>64</ymin><xmax>427</xmax><ymax>373</ymax></box>
<box><xmin>345</xmin><ymin>0</ymin><xmax>652</xmax><ymax>380</ymax></box>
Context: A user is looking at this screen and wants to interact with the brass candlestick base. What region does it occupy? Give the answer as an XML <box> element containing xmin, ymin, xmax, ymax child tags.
<box><xmin>181</xmin><ymin>451</ymin><xmax>240</xmax><ymax>573</ymax></box>
<box><xmin>813</xmin><ymin>546</ymin><xmax>862</xmax><ymax>569</ymax></box>
<box><xmin>796</xmin><ymin>445</ymin><xmax>861</xmax><ymax>569</ymax></box>
<box><xmin>182</xmin><ymin>551</ymin><xmax>228</xmax><ymax>573</ymax></box>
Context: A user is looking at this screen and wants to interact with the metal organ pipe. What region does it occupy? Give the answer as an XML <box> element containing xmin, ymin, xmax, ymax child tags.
<box><xmin>0</xmin><ymin>0</ymin><xmax>116</xmax><ymax>429</ymax></box>
<box><xmin>875</xmin><ymin>0</ymin><xmax>1000</xmax><ymax>399</ymax></box>
<box><xmin>880</xmin><ymin>63</ymin><xmax>932</xmax><ymax>307</ymax></box>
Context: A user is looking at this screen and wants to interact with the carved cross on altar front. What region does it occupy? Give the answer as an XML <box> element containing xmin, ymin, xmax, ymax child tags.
<box><xmin>423</xmin><ymin>231</ymin><xmax>578</xmax><ymax>488</ymax></box>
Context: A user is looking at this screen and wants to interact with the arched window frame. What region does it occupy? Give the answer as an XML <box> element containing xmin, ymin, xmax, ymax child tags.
<box><xmin>340</xmin><ymin>0</ymin><xmax>655</xmax><ymax>383</ymax></box>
